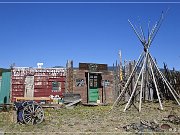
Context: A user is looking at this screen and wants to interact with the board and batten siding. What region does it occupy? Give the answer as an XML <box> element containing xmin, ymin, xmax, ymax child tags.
<box><xmin>0</xmin><ymin>72</ymin><xmax>11</xmax><ymax>104</ymax></box>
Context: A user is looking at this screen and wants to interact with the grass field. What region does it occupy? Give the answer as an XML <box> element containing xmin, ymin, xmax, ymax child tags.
<box><xmin>0</xmin><ymin>101</ymin><xmax>180</xmax><ymax>135</ymax></box>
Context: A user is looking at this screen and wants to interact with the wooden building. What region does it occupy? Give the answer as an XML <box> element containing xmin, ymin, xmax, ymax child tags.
<box><xmin>11</xmin><ymin>67</ymin><xmax>66</xmax><ymax>102</ymax></box>
<box><xmin>0</xmin><ymin>68</ymin><xmax>11</xmax><ymax>104</ymax></box>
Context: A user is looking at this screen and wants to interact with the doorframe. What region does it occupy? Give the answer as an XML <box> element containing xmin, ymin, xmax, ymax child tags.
<box><xmin>86</xmin><ymin>72</ymin><xmax>102</xmax><ymax>103</ymax></box>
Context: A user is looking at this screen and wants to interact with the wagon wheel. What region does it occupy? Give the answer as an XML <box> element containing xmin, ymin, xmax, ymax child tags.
<box><xmin>22</xmin><ymin>103</ymin><xmax>44</xmax><ymax>125</ymax></box>
<box><xmin>22</xmin><ymin>100</ymin><xmax>35</xmax><ymax>107</ymax></box>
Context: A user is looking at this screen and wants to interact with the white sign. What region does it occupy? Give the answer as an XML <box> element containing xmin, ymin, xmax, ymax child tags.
<box><xmin>12</xmin><ymin>67</ymin><xmax>66</xmax><ymax>76</ymax></box>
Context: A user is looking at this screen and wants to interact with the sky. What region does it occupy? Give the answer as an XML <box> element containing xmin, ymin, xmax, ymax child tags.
<box><xmin>0</xmin><ymin>0</ymin><xmax>180</xmax><ymax>70</ymax></box>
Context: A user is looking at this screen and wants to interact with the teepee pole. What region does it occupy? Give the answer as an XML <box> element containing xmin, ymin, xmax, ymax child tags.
<box><xmin>149</xmin><ymin>12</ymin><xmax>164</xmax><ymax>46</ymax></box>
<box><xmin>112</xmin><ymin>51</ymin><xmax>145</xmax><ymax>109</ymax></box>
<box><xmin>124</xmin><ymin>52</ymin><xmax>148</xmax><ymax>112</ymax></box>
<box><xmin>128</xmin><ymin>19</ymin><xmax>144</xmax><ymax>45</ymax></box>
<box><xmin>149</xmin><ymin>53</ymin><xmax>180</xmax><ymax>105</ymax></box>
<box><xmin>147</xmin><ymin>20</ymin><xmax>151</xmax><ymax>43</ymax></box>
<box><xmin>148</xmin><ymin>54</ymin><xmax>163</xmax><ymax>110</ymax></box>
<box><xmin>140</xmin><ymin>25</ymin><xmax>146</xmax><ymax>42</ymax></box>
<box><xmin>139</xmin><ymin>71</ymin><xmax>144</xmax><ymax>112</ymax></box>
<box><xmin>139</xmin><ymin>52</ymin><xmax>148</xmax><ymax>112</ymax></box>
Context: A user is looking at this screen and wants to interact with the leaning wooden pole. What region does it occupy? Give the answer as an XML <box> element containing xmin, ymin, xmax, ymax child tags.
<box><xmin>149</xmin><ymin>53</ymin><xmax>180</xmax><ymax>105</ymax></box>
<box><xmin>139</xmin><ymin>53</ymin><xmax>148</xmax><ymax>112</ymax></box>
<box><xmin>148</xmin><ymin>54</ymin><xmax>163</xmax><ymax>110</ymax></box>
<box><xmin>124</xmin><ymin>52</ymin><xmax>147</xmax><ymax>112</ymax></box>
<box><xmin>112</xmin><ymin>51</ymin><xmax>144</xmax><ymax>109</ymax></box>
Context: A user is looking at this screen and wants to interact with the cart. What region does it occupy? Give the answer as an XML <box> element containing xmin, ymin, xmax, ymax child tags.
<box><xmin>14</xmin><ymin>100</ymin><xmax>44</xmax><ymax>125</ymax></box>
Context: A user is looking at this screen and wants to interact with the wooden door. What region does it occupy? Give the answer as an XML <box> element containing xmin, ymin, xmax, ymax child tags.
<box><xmin>88</xmin><ymin>73</ymin><xmax>99</xmax><ymax>103</ymax></box>
<box><xmin>24</xmin><ymin>76</ymin><xmax>34</xmax><ymax>98</ymax></box>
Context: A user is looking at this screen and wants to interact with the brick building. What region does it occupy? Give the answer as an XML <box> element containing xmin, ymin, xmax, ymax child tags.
<box><xmin>73</xmin><ymin>63</ymin><xmax>114</xmax><ymax>104</ymax></box>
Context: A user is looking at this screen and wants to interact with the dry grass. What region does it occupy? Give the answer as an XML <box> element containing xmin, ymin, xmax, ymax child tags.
<box><xmin>0</xmin><ymin>100</ymin><xmax>180</xmax><ymax>135</ymax></box>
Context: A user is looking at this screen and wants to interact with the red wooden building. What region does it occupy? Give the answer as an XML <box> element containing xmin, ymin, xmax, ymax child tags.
<box><xmin>11</xmin><ymin>67</ymin><xmax>66</xmax><ymax>102</ymax></box>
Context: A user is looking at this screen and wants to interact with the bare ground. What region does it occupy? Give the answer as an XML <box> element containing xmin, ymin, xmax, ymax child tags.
<box><xmin>0</xmin><ymin>100</ymin><xmax>180</xmax><ymax>135</ymax></box>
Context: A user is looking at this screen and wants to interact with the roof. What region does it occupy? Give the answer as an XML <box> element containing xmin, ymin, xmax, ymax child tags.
<box><xmin>0</xmin><ymin>68</ymin><xmax>11</xmax><ymax>76</ymax></box>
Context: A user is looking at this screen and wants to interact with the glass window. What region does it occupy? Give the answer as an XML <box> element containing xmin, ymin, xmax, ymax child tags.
<box><xmin>94</xmin><ymin>80</ymin><xmax>97</xmax><ymax>87</ymax></box>
<box><xmin>89</xmin><ymin>79</ymin><xmax>93</xmax><ymax>87</ymax></box>
<box><xmin>89</xmin><ymin>74</ymin><xmax>99</xmax><ymax>88</ymax></box>
<box><xmin>102</xmin><ymin>80</ymin><xmax>110</xmax><ymax>87</ymax></box>
<box><xmin>52</xmin><ymin>81</ymin><xmax>61</xmax><ymax>91</ymax></box>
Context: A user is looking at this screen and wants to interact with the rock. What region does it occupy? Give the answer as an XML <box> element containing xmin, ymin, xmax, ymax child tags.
<box><xmin>160</xmin><ymin>123</ymin><xmax>171</xmax><ymax>130</ymax></box>
<box><xmin>168</xmin><ymin>115</ymin><xmax>176</xmax><ymax>122</ymax></box>
<box><xmin>173</xmin><ymin>128</ymin><xmax>177</xmax><ymax>132</ymax></box>
<box><xmin>115</xmin><ymin>127</ymin><xmax>118</xmax><ymax>131</ymax></box>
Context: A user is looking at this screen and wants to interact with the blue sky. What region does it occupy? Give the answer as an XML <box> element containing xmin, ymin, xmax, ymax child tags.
<box><xmin>0</xmin><ymin>1</ymin><xmax>180</xmax><ymax>70</ymax></box>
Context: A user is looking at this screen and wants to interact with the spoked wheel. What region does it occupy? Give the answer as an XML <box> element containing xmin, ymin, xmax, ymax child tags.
<box><xmin>22</xmin><ymin>102</ymin><xmax>44</xmax><ymax>125</ymax></box>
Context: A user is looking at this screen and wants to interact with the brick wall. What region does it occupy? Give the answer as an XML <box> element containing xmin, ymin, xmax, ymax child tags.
<box><xmin>73</xmin><ymin>69</ymin><xmax>114</xmax><ymax>104</ymax></box>
<box><xmin>73</xmin><ymin>70</ymin><xmax>88</xmax><ymax>103</ymax></box>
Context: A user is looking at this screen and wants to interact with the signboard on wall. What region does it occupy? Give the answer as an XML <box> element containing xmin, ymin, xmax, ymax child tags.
<box><xmin>12</xmin><ymin>67</ymin><xmax>66</xmax><ymax>76</ymax></box>
<box><xmin>79</xmin><ymin>63</ymin><xmax>107</xmax><ymax>71</ymax></box>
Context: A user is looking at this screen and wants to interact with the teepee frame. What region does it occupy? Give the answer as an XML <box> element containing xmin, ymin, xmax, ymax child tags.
<box><xmin>112</xmin><ymin>11</ymin><xmax>180</xmax><ymax>112</ymax></box>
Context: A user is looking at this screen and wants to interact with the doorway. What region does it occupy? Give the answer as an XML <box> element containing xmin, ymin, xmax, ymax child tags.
<box><xmin>24</xmin><ymin>76</ymin><xmax>34</xmax><ymax>98</ymax></box>
<box><xmin>87</xmin><ymin>72</ymin><xmax>102</xmax><ymax>103</ymax></box>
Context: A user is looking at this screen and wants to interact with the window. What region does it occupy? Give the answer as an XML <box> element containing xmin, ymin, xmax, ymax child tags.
<box><xmin>89</xmin><ymin>74</ymin><xmax>98</xmax><ymax>89</ymax></box>
<box><xmin>94</xmin><ymin>80</ymin><xmax>97</xmax><ymax>87</ymax></box>
<box><xmin>52</xmin><ymin>81</ymin><xmax>61</xmax><ymax>91</ymax></box>
<box><xmin>89</xmin><ymin>79</ymin><xmax>93</xmax><ymax>87</ymax></box>
<box><xmin>102</xmin><ymin>80</ymin><xmax>110</xmax><ymax>87</ymax></box>
<box><xmin>76</xmin><ymin>79</ymin><xmax>85</xmax><ymax>87</ymax></box>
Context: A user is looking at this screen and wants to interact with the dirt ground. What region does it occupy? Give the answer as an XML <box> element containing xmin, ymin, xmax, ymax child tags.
<box><xmin>0</xmin><ymin>100</ymin><xmax>180</xmax><ymax>135</ymax></box>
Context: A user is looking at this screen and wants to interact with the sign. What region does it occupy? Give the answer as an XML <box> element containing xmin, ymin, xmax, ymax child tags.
<box><xmin>79</xmin><ymin>63</ymin><xmax>107</xmax><ymax>71</ymax></box>
<box><xmin>12</xmin><ymin>67</ymin><xmax>66</xmax><ymax>76</ymax></box>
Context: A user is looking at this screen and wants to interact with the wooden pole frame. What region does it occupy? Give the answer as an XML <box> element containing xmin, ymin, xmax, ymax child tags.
<box><xmin>112</xmin><ymin>11</ymin><xmax>180</xmax><ymax>112</ymax></box>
